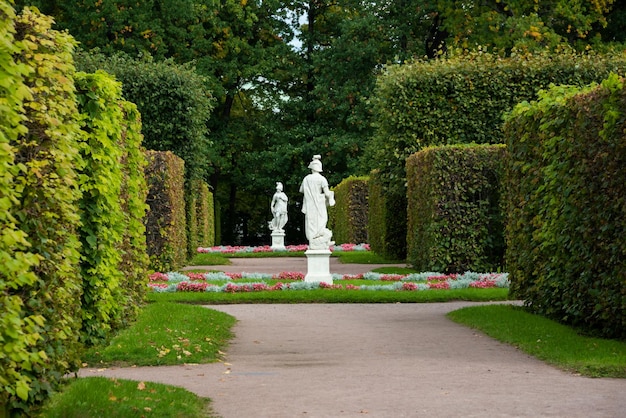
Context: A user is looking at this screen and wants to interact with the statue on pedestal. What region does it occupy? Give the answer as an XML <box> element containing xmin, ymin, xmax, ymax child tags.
<box><xmin>269</xmin><ymin>181</ymin><xmax>288</xmax><ymax>232</ymax></box>
<box><xmin>299</xmin><ymin>155</ymin><xmax>335</xmax><ymax>250</ymax></box>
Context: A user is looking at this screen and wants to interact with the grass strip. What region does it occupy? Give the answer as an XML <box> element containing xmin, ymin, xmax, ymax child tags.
<box><xmin>447</xmin><ymin>304</ymin><xmax>626</xmax><ymax>378</ymax></box>
<box><xmin>148</xmin><ymin>288</ymin><xmax>510</xmax><ymax>304</ymax></box>
<box><xmin>82</xmin><ymin>302</ymin><xmax>236</xmax><ymax>367</ymax></box>
<box><xmin>36</xmin><ymin>377</ymin><xmax>214</xmax><ymax>418</ymax></box>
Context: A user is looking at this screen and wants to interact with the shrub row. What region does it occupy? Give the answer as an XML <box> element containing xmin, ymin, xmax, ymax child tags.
<box><xmin>1</xmin><ymin>6</ymin><xmax>151</xmax><ymax>414</ymax></box>
<box><xmin>406</xmin><ymin>145</ymin><xmax>505</xmax><ymax>273</ymax></box>
<box><xmin>503</xmin><ymin>74</ymin><xmax>626</xmax><ymax>339</ymax></box>
<box><xmin>329</xmin><ymin>176</ymin><xmax>369</xmax><ymax>245</ymax></box>
<box><xmin>366</xmin><ymin>170</ymin><xmax>407</xmax><ymax>260</ymax></box>
<box><xmin>369</xmin><ymin>49</ymin><xmax>626</xmax><ymax>260</ymax></box>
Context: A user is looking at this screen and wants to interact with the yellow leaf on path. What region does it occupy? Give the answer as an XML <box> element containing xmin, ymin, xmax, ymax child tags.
<box><xmin>137</xmin><ymin>381</ymin><xmax>146</xmax><ymax>390</ymax></box>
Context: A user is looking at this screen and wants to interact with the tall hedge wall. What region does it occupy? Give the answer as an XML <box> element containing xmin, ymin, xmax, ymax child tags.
<box><xmin>406</xmin><ymin>145</ymin><xmax>505</xmax><ymax>273</ymax></box>
<box><xmin>116</xmin><ymin>99</ymin><xmax>149</xmax><ymax>325</ymax></box>
<box><xmin>75</xmin><ymin>70</ymin><xmax>141</xmax><ymax>344</ymax></box>
<box><xmin>9</xmin><ymin>8</ymin><xmax>85</xmax><ymax>411</ymax></box>
<box><xmin>369</xmin><ymin>50</ymin><xmax>626</xmax><ymax>259</ymax></box>
<box><xmin>503</xmin><ymin>74</ymin><xmax>626</xmax><ymax>339</ymax></box>
<box><xmin>367</xmin><ymin>170</ymin><xmax>406</xmax><ymax>260</ymax></box>
<box><xmin>185</xmin><ymin>179</ymin><xmax>215</xmax><ymax>255</ymax></box>
<box><xmin>0</xmin><ymin>3</ymin><xmax>48</xmax><ymax>413</ymax></box>
<box><xmin>329</xmin><ymin>176</ymin><xmax>369</xmax><ymax>244</ymax></box>
<box><xmin>195</xmin><ymin>180</ymin><xmax>215</xmax><ymax>248</ymax></box>
<box><xmin>145</xmin><ymin>150</ymin><xmax>187</xmax><ymax>272</ymax></box>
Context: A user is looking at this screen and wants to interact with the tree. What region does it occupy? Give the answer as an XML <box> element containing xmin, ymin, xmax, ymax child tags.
<box><xmin>435</xmin><ymin>0</ymin><xmax>618</xmax><ymax>52</ymax></box>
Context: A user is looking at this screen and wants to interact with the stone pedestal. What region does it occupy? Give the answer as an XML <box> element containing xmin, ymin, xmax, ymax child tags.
<box><xmin>304</xmin><ymin>249</ymin><xmax>333</xmax><ymax>284</ymax></box>
<box><xmin>270</xmin><ymin>231</ymin><xmax>286</xmax><ymax>250</ymax></box>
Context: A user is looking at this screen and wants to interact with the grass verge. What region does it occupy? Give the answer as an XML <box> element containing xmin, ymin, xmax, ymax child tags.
<box><xmin>186</xmin><ymin>249</ymin><xmax>405</xmax><ymax>267</ymax></box>
<box><xmin>36</xmin><ymin>377</ymin><xmax>214</xmax><ymax>417</ymax></box>
<box><xmin>81</xmin><ymin>302</ymin><xmax>236</xmax><ymax>367</ymax></box>
<box><xmin>447</xmin><ymin>304</ymin><xmax>626</xmax><ymax>378</ymax></box>
<box><xmin>148</xmin><ymin>288</ymin><xmax>510</xmax><ymax>304</ymax></box>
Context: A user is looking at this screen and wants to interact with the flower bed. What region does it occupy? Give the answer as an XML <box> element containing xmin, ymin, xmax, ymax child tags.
<box><xmin>148</xmin><ymin>271</ymin><xmax>509</xmax><ymax>293</ymax></box>
<box><xmin>196</xmin><ymin>243</ymin><xmax>370</xmax><ymax>254</ymax></box>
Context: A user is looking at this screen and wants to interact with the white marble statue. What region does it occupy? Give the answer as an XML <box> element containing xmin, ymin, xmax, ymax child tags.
<box><xmin>269</xmin><ymin>181</ymin><xmax>288</xmax><ymax>232</ymax></box>
<box><xmin>299</xmin><ymin>155</ymin><xmax>335</xmax><ymax>250</ymax></box>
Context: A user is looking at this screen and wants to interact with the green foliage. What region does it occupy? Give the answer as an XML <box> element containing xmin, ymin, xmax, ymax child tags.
<box><xmin>369</xmin><ymin>49</ymin><xmax>626</xmax><ymax>257</ymax></box>
<box><xmin>7</xmin><ymin>7</ymin><xmax>85</xmax><ymax>413</ymax></box>
<box><xmin>196</xmin><ymin>180</ymin><xmax>215</xmax><ymax>248</ymax></box>
<box><xmin>437</xmin><ymin>0</ymin><xmax>618</xmax><ymax>52</ymax></box>
<box><xmin>74</xmin><ymin>71</ymin><xmax>127</xmax><ymax>345</ymax></box>
<box><xmin>75</xmin><ymin>50</ymin><xmax>215</xmax><ymax>182</ymax></box>
<box><xmin>0</xmin><ymin>1</ymin><xmax>43</xmax><ymax>412</ymax></box>
<box><xmin>406</xmin><ymin>145</ymin><xmax>505</xmax><ymax>273</ymax></box>
<box><xmin>145</xmin><ymin>151</ymin><xmax>187</xmax><ymax>272</ymax></box>
<box><xmin>367</xmin><ymin>170</ymin><xmax>406</xmax><ymax>260</ymax></box>
<box><xmin>329</xmin><ymin>176</ymin><xmax>369</xmax><ymax>244</ymax></box>
<box><xmin>116</xmin><ymin>100</ymin><xmax>150</xmax><ymax>325</ymax></box>
<box><xmin>503</xmin><ymin>74</ymin><xmax>626</xmax><ymax>339</ymax></box>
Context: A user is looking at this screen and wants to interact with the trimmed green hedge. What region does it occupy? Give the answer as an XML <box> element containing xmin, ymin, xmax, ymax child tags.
<box><xmin>406</xmin><ymin>145</ymin><xmax>505</xmax><ymax>273</ymax></box>
<box><xmin>0</xmin><ymin>4</ymin><xmax>49</xmax><ymax>413</ymax></box>
<box><xmin>195</xmin><ymin>180</ymin><xmax>215</xmax><ymax>248</ymax></box>
<box><xmin>329</xmin><ymin>176</ymin><xmax>368</xmax><ymax>244</ymax></box>
<box><xmin>367</xmin><ymin>170</ymin><xmax>406</xmax><ymax>260</ymax></box>
<box><xmin>10</xmin><ymin>8</ymin><xmax>85</xmax><ymax>412</ymax></box>
<box><xmin>186</xmin><ymin>179</ymin><xmax>215</xmax><ymax>256</ymax></box>
<box><xmin>369</xmin><ymin>50</ymin><xmax>626</xmax><ymax>258</ymax></box>
<box><xmin>145</xmin><ymin>150</ymin><xmax>187</xmax><ymax>272</ymax></box>
<box><xmin>503</xmin><ymin>74</ymin><xmax>626</xmax><ymax>339</ymax></box>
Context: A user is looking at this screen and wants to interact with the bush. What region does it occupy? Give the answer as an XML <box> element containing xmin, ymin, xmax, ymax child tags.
<box><xmin>329</xmin><ymin>176</ymin><xmax>368</xmax><ymax>244</ymax></box>
<box><xmin>145</xmin><ymin>151</ymin><xmax>187</xmax><ymax>272</ymax></box>
<box><xmin>367</xmin><ymin>170</ymin><xmax>406</xmax><ymax>260</ymax></box>
<box><xmin>75</xmin><ymin>50</ymin><xmax>215</xmax><ymax>182</ymax></box>
<box><xmin>406</xmin><ymin>144</ymin><xmax>505</xmax><ymax>273</ymax></box>
<box><xmin>369</xmin><ymin>49</ymin><xmax>626</xmax><ymax>257</ymax></box>
<box><xmin>503</xmin><ymin>74</ymin><xmax>626</xmax><ymax>339</ymax></box>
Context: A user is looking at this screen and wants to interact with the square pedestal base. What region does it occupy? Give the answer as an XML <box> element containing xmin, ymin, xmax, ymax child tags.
<box><xmin>270</xmin><ymin>231</ymin><xmax>286</xmax><ymax>251</ymax></box>
<box><xmin>304</xmin><ymin>249</ymin><xmax>333</xmax><ymax>284</ymax></box>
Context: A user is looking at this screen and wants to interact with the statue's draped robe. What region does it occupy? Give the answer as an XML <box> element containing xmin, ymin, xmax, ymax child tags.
<box><xmin>299</xmin><ymin>172</ymin><xmax>329</xmax><ymax>242</ymax></box>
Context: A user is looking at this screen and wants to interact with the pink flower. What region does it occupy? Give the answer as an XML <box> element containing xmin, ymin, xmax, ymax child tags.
<box><xmin>274</xmin><ymin>271</ymin><xmax>304</xmax><ymax>281</ymax></box>
<box><xmin>149</xmin><ymin>272</ymin><xmax>169</xmax><ymax>282</ymax></box>
<box><xmin>402</xmin><ymin>282</ymin><xmax>418</xmax><ymax>291</ymax></box>
<box><xmin>380</xmin><ymin>274</ymin><xmax>404</xmax><ymax>282</ymax></box>
<box><xmin>428</xmin><ymin>281</ymin><xmax>450</xmax><ymax>290</ymax></box>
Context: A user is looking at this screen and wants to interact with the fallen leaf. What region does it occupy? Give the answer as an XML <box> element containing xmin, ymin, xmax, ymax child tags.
<box><xmin>137</xmin><ymin>382</ymin><xmax>146</xmax><ymax>391</ymax></box>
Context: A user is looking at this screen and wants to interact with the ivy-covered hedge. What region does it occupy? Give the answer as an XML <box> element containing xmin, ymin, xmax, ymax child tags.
<box><xmin>186</xmin><ymin>179</ymin><xmax>215</xmax><ymax>256</ymax></box>
<box><xmin>367</xmin><ymin>170</ymin><xmax>406</xmax><ymax>260</ymax></box>
<box><xmin>8</xmin><ymin>8</ymin><xmax>85</xmax><ymax>412</ymax></box>
<box><xmin>329</xmin><ymin>176</ymin><xmax>369</xmax><ymax>245</ymax></box>
<box><xmin>115</xmin><ymin>99</ymin><xmax>149</xmax><ymax>325</ymax></box>
<box><xmin>0</xmin><ymin>3</ymin><xmax>45</xmax><ymax>413</ymax></box>
<box><xmin>406</xmin><ymin>145</ymin><xmax>505</xmax><ymax>273</ymax></box>
<box><xmin>145</xmin><ymin>150</ymin><xmax>187</xmax><ymax>272</ymax></box>
<box><xmin>369</xmin><ymin>50</ymin><xmax>626</xmax><ymax>258</ymax></box>
<box><xmin>75</xmin><ymin>70</ymin><xmax>141</xmax><ymax>344</ymax></box>
<box><xmin>503</xmin><ymin>74</ymin><xmax>626</xmax><ymax>339</ymax></box>
<box><xmin>195</xmin><ymin>180</ymin><xmax>215</xmax><ymax>248</ymax></box>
